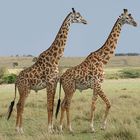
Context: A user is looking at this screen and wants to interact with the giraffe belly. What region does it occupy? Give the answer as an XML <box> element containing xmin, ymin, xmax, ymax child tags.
<box><xmin>31</xmin><ymin>81</ymin><xmax>47</xmax><ymax>92</ymax></box>
<box><xmin>75</xmin><ymin>79</ymin><xmax>94</xmax><ymax>92</ymax></box>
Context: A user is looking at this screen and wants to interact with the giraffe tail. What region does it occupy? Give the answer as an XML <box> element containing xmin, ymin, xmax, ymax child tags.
<box><xmin>7</xmin><ymin>84</ymin><xmax>17</xmax><ymax>120</ymax></box>
<box><xmin>55</xmin><ymin>79</ymin><xmax>62</xmax><ymax>119</ymax></box>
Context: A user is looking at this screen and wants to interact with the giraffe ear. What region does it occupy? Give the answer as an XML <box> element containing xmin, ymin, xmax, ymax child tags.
<box><xmin>123</xmin><ymin>9</ymin><xmax>128</xmax><ymax>14</ymax></box>
<box><xmin>72</xmin><ymin>8</ymin><xmax>76</xmax><ymax>13</ymax></box>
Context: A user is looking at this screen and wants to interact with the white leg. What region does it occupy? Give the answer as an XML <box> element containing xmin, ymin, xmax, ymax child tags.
<box><xmin>48</xmin><ymin>124</ymin><xmax>53</xmax><ymax>134</ymax></box>
<box><xmin>101</xmin><ymin>120</ymin><xmax>107</xmax><ymax>130</ymax></box>
<box><xmin>90</xmin><ymin>123</ymin><xmax>95</xmax><ymax>132</ymax></box>
<box><xmin>68</xmin><ymin>123</ymin><xmax>73</xmax><ymax>132</ymax></box>
<box><xmin>16</xmin><ymin>127</ymin><xmax>24</xmax><ymax>134</ymax></box>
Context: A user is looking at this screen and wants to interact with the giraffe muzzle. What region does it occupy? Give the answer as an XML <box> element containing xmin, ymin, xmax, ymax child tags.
<box><xmin>82</xmin><ymin>19</ymin><xmax>87</xmax><ymax>24</ymax></box>
<box><xmin>133</xmin><ymin>21</ymin><xmax>137</xmax><ymax>27</ymax></box>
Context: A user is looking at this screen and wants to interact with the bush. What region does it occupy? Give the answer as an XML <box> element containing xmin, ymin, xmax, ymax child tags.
<box><xmin>2</xmin><ymin>74</ymin><xmax>17</xmax><ymax>84</ymax></box>
<box><xmin>119</xmin><ymin>68</ymin><xmax>140</xmax><ymax>78</ymax></box>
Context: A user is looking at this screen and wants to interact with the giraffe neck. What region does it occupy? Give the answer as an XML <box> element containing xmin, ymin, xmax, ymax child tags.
<box><xmin>95</xmin><ymin>18</ymin><xmax>123</xmax><ymax>64</ymax></box>
<box><xmin>39</xmin><ymin>13</ymin><xmax>72</xmax><ymax>65</ymax></box>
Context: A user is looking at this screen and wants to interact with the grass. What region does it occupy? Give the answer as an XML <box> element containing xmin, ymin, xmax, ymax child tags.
<box><xmin>0</xmin><ymin>79</ymin><xmax>140</xmax><ymax>140</ymax></box>
<box><xmin>0</xmin><ymin>56</ymin><xmax>140</xmax><ymax>69</ymax></box>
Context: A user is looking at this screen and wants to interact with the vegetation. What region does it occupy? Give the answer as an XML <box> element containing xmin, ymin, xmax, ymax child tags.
<box><xmin>0</xmin><ymin>79</ymin><xmax>140</xmax><ymax>140</ymax></box>
<box><xmin>105</xmin><ymin>68</ymin><xmax>140</xmax><ymax>79</ymax></box>
<box><xmin>12</xmin><ymin>62</ymin><xmax>18</xmax><ymax>68</ymax></box>
<box><xmin>0</xmin><ymin>56</ymin><xmax>140</xmax><ymax>139</ymax></box>
<box><xmin>2</xmin><ymin>74</ymin><xmax>17</xmax><ymax>84</ymax></box>
<box><xmin>0</xmin><ymin>67</ymin><xmax>17</xmax><ymax>84</ymax></box>
<box><xmin>119</xmin><ymin>68</ymin><xmax>140</xmax><ymax>78</ymax></box>
<box><xmin>0</xmin><ymin>56</ymin><xmax>140</xmax><ymax>69</ymax></box>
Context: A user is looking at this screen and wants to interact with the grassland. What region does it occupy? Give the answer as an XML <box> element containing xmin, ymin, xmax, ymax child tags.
<box><xmin>0</xmin><ymin>56</ymin><xmax>140</xmax><ymax>140</ymax></box>
<box><xmin>0</xmin><ymin>79</ymin><xmax>140</xmax><ymax>140</ymax></box>
<box><xmin>0</xmin><ymin>56</ymin><xmax>140</xmax><ymax>69</ymax></box>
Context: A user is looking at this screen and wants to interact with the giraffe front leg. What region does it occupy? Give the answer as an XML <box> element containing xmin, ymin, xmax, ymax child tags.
<box><xmin>47</xmin><ymin>84</ymin><xmax>56</xmax><ymax>134</ymax></box>
<box><xmin>90</xmin><ymin>91</ymin><xmax>98</xmax><ymax>133</ymax></box>
<box><xmin>98</xmin><ymin>87</ymin><xmax>111</xmax><ymax>130</ymax></box>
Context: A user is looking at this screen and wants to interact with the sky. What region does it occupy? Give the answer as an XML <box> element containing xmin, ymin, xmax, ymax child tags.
<box><xmin>0</xmin><ymin>0</ymin><xmax>139</xmax><ymax>57</ymax></box>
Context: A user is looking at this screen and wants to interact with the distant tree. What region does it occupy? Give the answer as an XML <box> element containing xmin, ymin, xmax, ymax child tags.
<box><xmin>12</xmin><ymin>62</ymin><xmax>18</xmax><ymax>68</ymax></box>
<box><xmin>127</xmin><ymin>53</ymin><xmax>140</xmax><ymax>56</ymax></box>
<box><xmin>115</xmin><ymin>53</ymin><xmax>140</xmax><ymax>56</ymax></box>
<box><xmin>32</xmin><ymin>57</ymin><xmax>38</xmax><ymax>62</ymax></box>
<box><xmin>115</xmin><ymin>53</ymin><xmax>127</xmax><ymax>56</ymax></box>
<box><xmin>27</xmin><ymin>54</ymin><xmax>33</xmax><ymax>57</ymax></box>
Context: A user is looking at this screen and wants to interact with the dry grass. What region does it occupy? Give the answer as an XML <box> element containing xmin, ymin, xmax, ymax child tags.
<box><xmin>0</xmin><ymin>79</ymin><xmax>140</xmax><ymax>140</ymax></box>
<box><xmin>0</xmin><ymin>56</ymin><xmax>140</xmax><ymax>69</ymax></box>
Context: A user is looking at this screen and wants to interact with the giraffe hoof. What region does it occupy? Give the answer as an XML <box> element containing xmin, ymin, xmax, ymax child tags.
<box><xmin>48</xmin><ymin>125</ymin><xmax>54</xmax><ymax>134</ymax></box>
<box><xmin>16</xmin><ymin>127</ymin><xmax>24</xmax><ymax>134</ymax></box>
<box><xmin>59</xmin><ymin>125</ymin><xmax>63</xmax><ymax>133</ymax></box>
<box><xmin>101</xmin><ymin>125</ymin><xmax>106</xmax><ymax>130</ymax></box>
<box><xmin>68</xmin><ymin>125</ymin><xmax>74</xmax><ymax>133</ymax></box>
<box><xmin>58</xmin><ymin>130</ymin><xmax>64</xmax><ymax>135</ymax></box>
<box><xmin>69</xmin><ymin>129</ymin><xmax>74</xmax><ymax>133</ymax></box>
<box><xmin>19</xmin><ymin>128</ymin><xmax>24</xmax><ymax>134</ymax></box>
<box><xmin>91</xmin><ymin>128</ymin><xmax>95</xmax><ymax>133</ymax></box>
<box><xmin>48</xmin><ymin>128</ymin><xmax>55</xmax><ymax>134</ymax></box>
<box><xmin>15</xmin><ymin>127</ymin><xmax>20</xmax><ymax>133</ymax></box>
<box><xmin>48</xmin><ymin>129</ymin><xmax>53</xmax><ymax>134</ymax></box>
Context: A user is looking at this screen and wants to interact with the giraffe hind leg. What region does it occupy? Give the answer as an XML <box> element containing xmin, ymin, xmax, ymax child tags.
<box><xmin>60</xmin><ymin>93</ymin><xmax>74</xmax><ymax>133</ymax></box>
<box><xmin>59</xmin><ymin>99</ymin><xmax>66</xmax><ymax>132</ymax></box>
<box><xmin>16</xmin><ymin>86</ymin><xmax>29</xmax><ymax>134</ymax></box>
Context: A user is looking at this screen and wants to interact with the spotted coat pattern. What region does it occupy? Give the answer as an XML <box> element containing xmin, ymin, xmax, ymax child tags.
<box><xmin>13</xmin><ymin>9</ymin><xmax>87</xmax><ymax>133</ymax></box>
<box><xmin>58</xmin><ymin>9</ymin><xmax>137</xmax><ymax>132</ymax></box>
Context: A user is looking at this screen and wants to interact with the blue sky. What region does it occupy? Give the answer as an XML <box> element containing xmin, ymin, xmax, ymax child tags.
<box><xmin>0</xmin><ymin>0</ymin><xmax>139</xmax><ymax>56</ymax></box>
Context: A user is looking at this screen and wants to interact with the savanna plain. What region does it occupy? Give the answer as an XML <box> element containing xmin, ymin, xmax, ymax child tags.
<box><xmin>0</xmin><ymin>56</ymin><xmax>140</xmax><ymax>140</ymax></box>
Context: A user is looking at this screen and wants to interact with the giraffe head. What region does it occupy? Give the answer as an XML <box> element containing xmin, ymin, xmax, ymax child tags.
<box><xmin>69</xmin><ymin>8</ymin><xmax>87</xmax><ymax>24</ymax></box>
<box><xmin>119</xmin><ymin>9</ymin><xmax>137</xmax><ymax>27</ymax></box>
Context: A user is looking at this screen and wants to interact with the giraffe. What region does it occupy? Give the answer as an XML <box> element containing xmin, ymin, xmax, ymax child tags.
<box><xmin>7</xmin><ymin>8</ymin><xmax>87</xmax><ymax>134</ymax></box>
<box><xmin>55</xmin><ymin>9</ymin><xmax>137</xmax><ymax>133</ymax></box>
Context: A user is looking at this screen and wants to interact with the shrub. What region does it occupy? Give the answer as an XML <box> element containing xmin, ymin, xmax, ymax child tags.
<box><xmin>119</xmin><ymin>68</ymin><xmax>140</xmax><ymax>78</ymax></box>
<box><xmin>2</xmin><ymin>74</ymin><xmax>17</xmax><ymax>84</ymax></box>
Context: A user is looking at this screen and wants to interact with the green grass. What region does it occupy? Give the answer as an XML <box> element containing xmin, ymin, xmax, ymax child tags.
<box><xmin>0</xmin><ymin>79</ymin><xmax>140</xmax><ymax>140</ymax></box>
